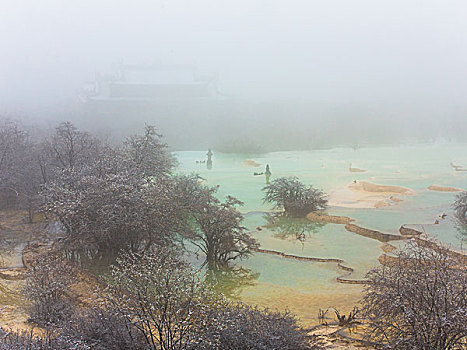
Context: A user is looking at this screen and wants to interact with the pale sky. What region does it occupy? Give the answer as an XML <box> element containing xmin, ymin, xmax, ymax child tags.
<box><xmin>1</xmin><ymin>0</ymin><xmax>466</xmax><ymax>122</ymax></box>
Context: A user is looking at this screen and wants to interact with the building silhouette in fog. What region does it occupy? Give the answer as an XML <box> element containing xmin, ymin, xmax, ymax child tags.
<box><xmin>81</xmin><ymin>63</ymin><xmax>220</xmax><ymax>103</ymax></box>
<box><xmin>79</xmin><ymin>63</ymin><xmax>223</xmax><ymax>148</ymax></box>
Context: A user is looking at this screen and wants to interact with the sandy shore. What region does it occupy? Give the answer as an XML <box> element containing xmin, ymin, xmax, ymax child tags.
<box><xmin>328</xmin><ymin>181</ymin><xmax>414</xmax><ymax>209</ymax></box>
<box><xmin>428</xmin><ymin>185</ymin><xmax>463</xmax><ymax>192</ymax></box>
<box><xmin>349</xmin><ymin>181</ymin><xmax>413</xmax><ymax>194</ymax></box>
<box><xmin>243</xmin><ymin>159</ymin><xmax>261</xmax><ymax>167</ymax></box>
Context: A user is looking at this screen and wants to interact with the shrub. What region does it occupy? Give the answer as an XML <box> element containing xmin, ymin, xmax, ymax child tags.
<box><xmin>453</xmin><ymin>191</ymin><xmax>467</xmax><ymax>226</ymax></box>
<box><xmin>24</xmin><ymin>252</ymin><xmax>77</xmax><ymax>326</ymax></box>
<box><xmin>0</xmin><ymin>329</ymin><xmax>90</xmax><ymax>350</ymax></box>
<box><xmin>263</xmin><ymin>177</ymin><xmax>327</xmax><ymax>217</ymax></box>
<box><xmin>17</xmin><ymin>249</ymin><xmax>315</xmax><ymax>350</ymax></box>
<box><xmin>102</xmin><ymin>250</ymin><xmax>313</xmax><ymax>350</ymax></box>
<box><xmin>361</xmin><ymin>241</ymin><xmax>467</xmax><ymax>349</ymax></box>
<box><xmin>197</xmin><ymin>303</ymin><xmax>313</xmax><ymax>350</ymax></box>
<box><xmin>104</xmin><ymin>250</ymin><xmax>221</xmax><ymax>350</ymax></box>
<box><xmin>65</xmin><ymin>307</ymin><xmax>145</xmax><ymax>350</ymax></box>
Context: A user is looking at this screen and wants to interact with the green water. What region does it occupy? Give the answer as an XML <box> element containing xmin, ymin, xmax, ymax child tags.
<box><xmin>176</xmin><ymin>144</ymin><xmax>467</xmax><ymax>324</ymax></box>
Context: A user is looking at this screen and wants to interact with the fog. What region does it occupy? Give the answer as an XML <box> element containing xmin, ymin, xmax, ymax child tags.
<box><xmin>1</xmin><ymin>0</ymin><xmax>467</xmax><ymax>150</ymax></box>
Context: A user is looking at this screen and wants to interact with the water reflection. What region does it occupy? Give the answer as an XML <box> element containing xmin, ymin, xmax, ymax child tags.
<box><xmin>264</xmin><ymin>214</ymin><xmax>326</xmax><ymax>242</ymax></box>
<box><xmin>205</xmin><ymin>265</ymin><xmax>259</xmax><ymax>299</ymax></box>
<box><xmin>265</xmin><ymin>164</ymin><xmax>271</xmax><ymax>184</ymax></box>
<box><xmin>206</xmin><ymin>149</ymin><xmax>213</xmax><ymax>170</ymax></box>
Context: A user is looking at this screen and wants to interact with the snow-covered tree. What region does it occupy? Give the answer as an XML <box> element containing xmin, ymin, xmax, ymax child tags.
<box><xmin>361</xmin><ymin>241</ymin><xmax>467</xmax><ymax>349</ymax></box>
<box><xmin>184</xmin><ymin>183</ymin><xmax>258</xmax><ymax>267</ymax></box>
<box><xmin>263</xmin><ymin>176</ymin><xmax>327</xmax><ymax>217</ymax></box>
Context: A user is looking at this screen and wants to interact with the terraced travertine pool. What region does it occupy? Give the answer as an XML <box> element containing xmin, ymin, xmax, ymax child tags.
<box><xmin>176</xmin><ymin>144</ymin><xmax>467</xmax><ymax>325</ymax></box>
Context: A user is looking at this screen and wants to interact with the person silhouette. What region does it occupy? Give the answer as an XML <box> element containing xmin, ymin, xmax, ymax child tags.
<box><xmin>265</xmin><ymin>164</ymin><xmax>271</xmax><ymax>184</ymax></box>
<box><xmin>207</xmin><ymin>149</ymin><xmax>213</xmax><ymax>170</ymax></box>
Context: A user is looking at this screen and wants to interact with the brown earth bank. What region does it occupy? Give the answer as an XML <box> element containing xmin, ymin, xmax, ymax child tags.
<box><xmin>349</xmin><ymin>181</ymin><xmax>414</xmax><ymax>195</ymax></box>
<box><xmin>307</xmin><ymin>211</ymin><xmax>464</xmax><ymax>260</ymax></box>
<box><xmin>0</xmin><ymin>210</ymin><xmax>101</xmax><ymax>333</ymax></box>
<box><xmin>378</xmin><ymin>253</ymin><xmax>399</xmax><ymax>266</ymax></box>
<box><xmin>399</xmin><ymin>225</ymin><xmax>423</xmax><ymax>236</ymax></box>
<box><xmin>21</xmin><ymin>242</ymin><xmax>104</xmax><ymax>308</ymax></box>
<box><xmin>0</xmin><ymin>268</ymin><xmax>25</xmax><ymax>281</ymax></box>
<box><xmin>381</xmin><ymin>243</ymin><xmax>397</xmax><ymax>253</ymax></box>
<box><xmin>428</xmin><ymin>184</ymin><xmax>464</xmax><ymax>192</ymax></box>
<box><xmin>0</xmin><ymin>210</ymin><xmax>46</xmax><ymax>332</ymax></box>
<box><xmin>306</xmin><ymin>212</ymin><xmax>354</xmax><ymax>224</ymax></box>
<box><xmin>412</xmin><ymin>237</ymin><xmax>467</xmax><ymax>263</ymax></box>
<box><xmin>378</xmin><ymin>238</ymin><xmax>467</xmax><ymax>267</ymax></box>
<box><xmin>389</xmin><ymin>196</ymin><xmax>403</xmax><ymax>202</ymax></box>
<box><xmin>343</xmin><ymin>223</ymin><xmax>408</xmax><ymax>243</ymax></box>
<box><xmin>253</xmin><ymin>248</ymin><xmax>345</xmax><ymax>264</ymax></box>
<box><xmin>306</xmin><ymin>211</ymin><xmax>410</xmax><ymax>243</ymax></box>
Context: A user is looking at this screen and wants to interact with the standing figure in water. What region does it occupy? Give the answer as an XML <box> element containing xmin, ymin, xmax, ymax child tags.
<box><xmin>207</xmin><ymin>149</ymin><xmax>213</xmax><ymax>170</ymax></box>
<box><xmin>265</xmin><ymin>164</ymin><xmax>271</xmax><ymax>184</ymax></box>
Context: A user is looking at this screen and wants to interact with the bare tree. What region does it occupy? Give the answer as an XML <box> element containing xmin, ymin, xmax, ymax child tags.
<box><xmin>105</xmin><ymin>250</ymin><xmax>221</xmax><ymax>350</ymax></box>
<box><xmin>453</xmin><ymin>191</ymin><xmax>467</xmax><ymax>226</ymax></box>
<box><xmin>122</xmin><ymin>124</ymin><xmax>176</xmax><ymax>179</ymax></box>
<box><xmin>453</xmin><ymin>192</ymin><xmax>467</xmax><ymax>249</ymax></box>
<box><xmin>334</xmin><ymin>307</ymin><xmax>359</xmax><ymax>327</ymax></box>
<box><xmin>263</xmin><ymin>177</ymin><xmax>327</xmax><ymax>217</ymax></box>
<box><xmin>361</xmin><ymin>241</ymin><xmax>467</xmax><ymax>349</ymax></box>
<box><xmin>0</xmin><ymin>119</ymin><xmax>27</xmax><ymax>176</ymax></box>
<box><xmin>185</xmin><ymin>185</ymin><xmax>258</xmax><ymax>268</ymax></box>
<box><xmin>0</xmin><ymin>118</ymin><xmax>44</xmax><ymax>220</ymax></box>
<box><xmin>0</xmin><ymin>119</ymin><xmax>29</xmax><ymax>207</ymax></box>
<box><xmin>44</xmin><ymin>121</ymin><xmax>100</xmax><ymax>171</ymax></box>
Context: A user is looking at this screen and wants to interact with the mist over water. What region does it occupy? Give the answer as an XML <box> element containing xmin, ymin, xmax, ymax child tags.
<box><xmin>1</xmin><ymin>0</ymin><xmax>467</xmax><ymax>149</ymax></box>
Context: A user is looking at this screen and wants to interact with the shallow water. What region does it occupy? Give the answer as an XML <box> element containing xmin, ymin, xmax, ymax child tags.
<box><xmin>176</xmin><ymin>144</ymin><xmax>467</xmax><ymax>325</ymax></box>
